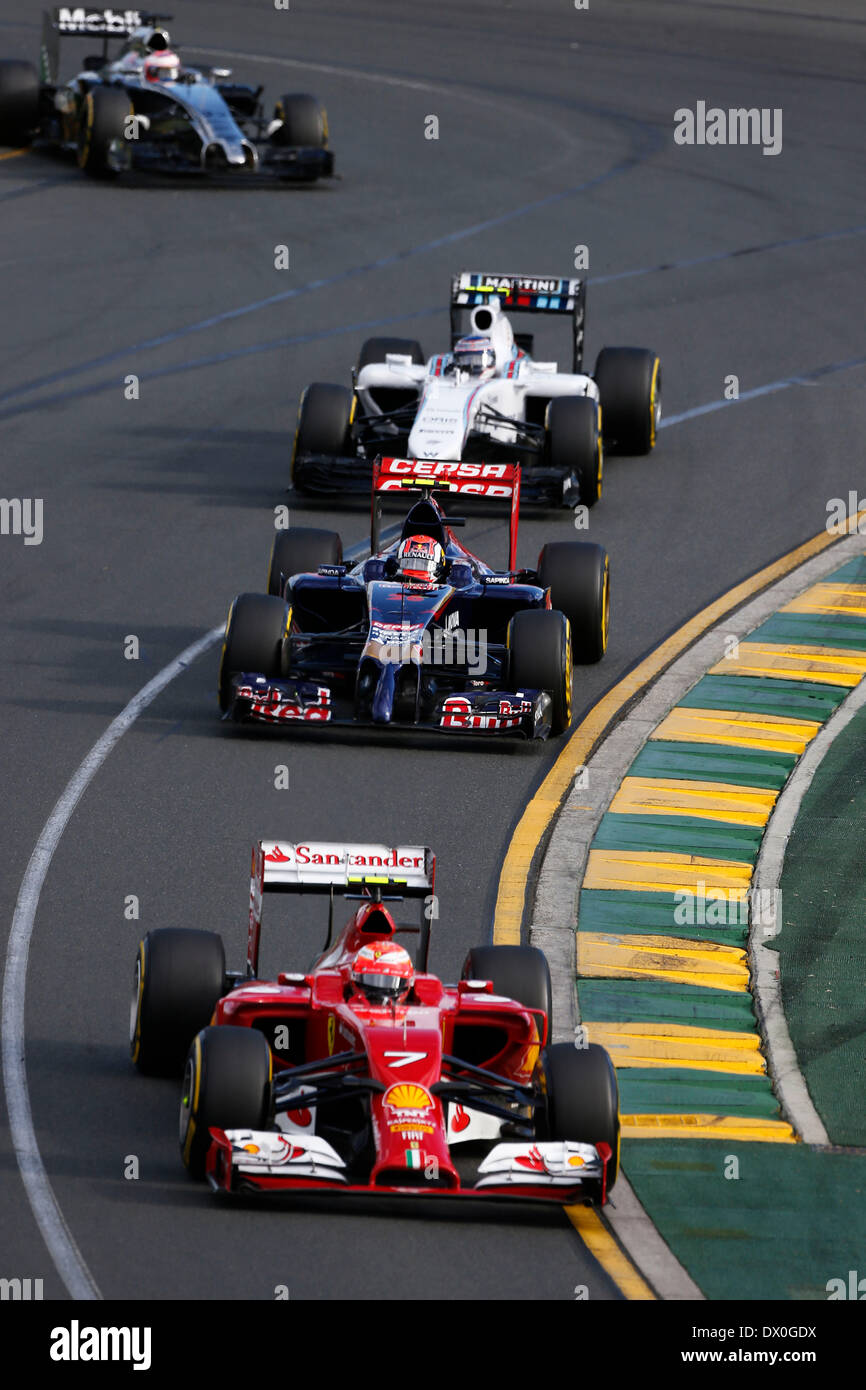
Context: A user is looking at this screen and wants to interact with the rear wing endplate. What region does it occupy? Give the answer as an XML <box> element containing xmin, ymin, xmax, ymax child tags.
<box><xmin>247</xmin><ymin>840</ymin><xmax>435</xmax><ymax>975</ymax></box>
<box><xmin>371</xmin><ymin>456</ymin><xmax>521</xmax><ymax>572</ymax></box>
<box><xmin>451</xmin><ymin>271</ymin><xmax>586</xmax><ymax>373</ymax></box>
<box><xmin>40</xmin><ymin>9</ymin><xmax>172</xmax><ymax>83</ymax></box>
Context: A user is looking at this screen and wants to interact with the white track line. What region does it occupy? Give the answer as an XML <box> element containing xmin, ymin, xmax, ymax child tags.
<box><xmin>2</xmin><ymin>626</ymin><xmax>222</xmax><ymax>1300</ymax></box>
<box><xmin>1</xmin><ymin>529</ymin><xmax>387</xmax><ymax>1299</ymax></box>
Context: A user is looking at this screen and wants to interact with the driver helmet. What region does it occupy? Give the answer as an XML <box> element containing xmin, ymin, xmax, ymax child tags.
<box><xmin>396</xmin><ymin>535</ymin><xmax>445</xmax><ymax>586</ymax></box>
<box><xmin>452</xmin><ymin>334</ymin><xmax>496</xmax><ymax>378</ymax></box>
<box><xmin>143</xmin><ymin>51</ymin><xmax>181</xmax><ymax>83</ymax></box>
<box><xmin>351</xmin><ymin>943</ymin><xmax>414</xmax><ymax>1005</ymax></box>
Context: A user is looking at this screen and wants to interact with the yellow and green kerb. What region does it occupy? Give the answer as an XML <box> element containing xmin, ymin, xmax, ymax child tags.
<box><xmin>577</xmin><ymin>554</ymin><xmax>866</xmax><ymax>1144</ymax></box>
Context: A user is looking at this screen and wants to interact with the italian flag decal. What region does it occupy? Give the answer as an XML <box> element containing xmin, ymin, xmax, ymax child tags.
<box><xmin>405</xmin><ymin>1149</ymin><xmax>422</xmax><ymax>1170</ymax></box>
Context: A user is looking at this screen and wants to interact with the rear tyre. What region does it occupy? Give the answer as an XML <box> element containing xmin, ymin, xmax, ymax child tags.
<box><xmin>593</xmin><ymin>347</ymin><xmax>661</xmax><ymax>455</ymax></box>
<box><xmin>267</xmin><ymin>527</ymin><xmax>342</xmax><ymax>596</ymax></box>
<box><xmin>291</xmin><ymin>382</ymin><xmax>354</xmax><ymax>493</ymax></box>
<box><xmin>463</xmin><ymin>945</ymin><xmax>552</xmax><ymax>1034</ymax></box>
<box><xmin>356</xmin><ymin>337</ymin><xmax>425</xmax><ymax>372</ymax></box>
<box><xmin>508</xmin><ymin>609</ymin><xmax>572</xmax><ymax>736</ymax></box>
<box><xmin>536</xmin><ymin>542</ymin><xmax>609</xmax><ymax>664</ymax></box>
<box><xmin>77</xmin><ymin>84</ymin><xmax>132</xmax><ymax>177</ymax></box>
<box><xmin>541</xmin><ymin>1042</ymin><xmax>620</xmax><ymax>1189</ymax></box>
<box><xmin>0</xmin><ymin>60</ymin><xmax>39</xmax><ymax>144</ymax></box>
<box><xmin>545</xmin><ymin>395</ymin><xmax>602</xmax><ymax>508</ymax></box>
<box><xmin>218</xmin><ymin>592</ymin><xmax>290</xmax><ymax>712</ymax></box>
<box><xmin>272</xmin><ymin>93</ymin><xmax>327</xmax><ymax>147</ymax></box>
<box><xmin>130</xmin><ymin>929</ymin><xmax>226</xmax><ymax>1077</ymax></box>
<box><xmin>180</xmin><ymin>1026</ymin><xmax>272</xmax><ymax>1180</ymax></box>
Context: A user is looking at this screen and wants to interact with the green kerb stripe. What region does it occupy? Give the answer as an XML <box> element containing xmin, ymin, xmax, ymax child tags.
<box><xmin>678</xmin><ymin>674</ymin><xmax>845</xmax><ymax>720</ymax></box>
<box><xmin>578</xmin><ymin>978</ymin><xmax>756</xmax><ymax>1030</ymax></box>
<box><xmin>578</xmin><ymin>887</ymin><xmax>749</xmax><ymax>944</ymax></box>
<box><xmin>618</xmin><ymin>1069</ymin><xmax>780</xmax><ymax>1118</ymax></box>
<box><xmin>594</xmin><ymin>812</ymin><xmax>762</xmax><ymax>862</ymax></box>
<box><xmin>629</xmin><ymin>740</ymin><xmax>795</xmax><ymax>790</ymax></box>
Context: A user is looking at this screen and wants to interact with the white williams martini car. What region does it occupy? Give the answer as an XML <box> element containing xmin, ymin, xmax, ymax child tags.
<box><xmin>291</xmin><ymin>271</ymin><xmax>661</xmax><ymax>506</ymax></box>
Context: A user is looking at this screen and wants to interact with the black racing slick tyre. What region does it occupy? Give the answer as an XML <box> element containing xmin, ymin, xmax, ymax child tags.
<box><xmin>536</xmin><ymin>542</ymin><xmax>609</xmax><ymax>664</ymax></box>
<box><xmin>545</xmin><ymin>395</ymin><xmax>603</xmax><ymax>508</ymax></box>
<box><xmin>180</xmin><ymin>1026</ymin><xmax>272</xmax><ymax>1180</ymax></box>
<box><xmin>463</xmin><ymin>945</ymin><xmax>553</xmax><ymax>1035</ymax></box>
<box><xmin>130</xmin><ymin>929</ymin><xmax>226</xmax><ymax>1078</ymax></box>
<box><xmin>267</xmin><ymin>527</ymin><xmax>343</xmax><ymax>596</ymax></box>
<box><xmin>77</xmin><ymin>84</ymin><xmax>132</xmax><ymax>177</ymax></box>
<box><xmin>0</xmin><ymin>60</ymin><xmax>39</xmax><ymax>144</ymax></box>
<box><xmin>218</xmin><ymin>592</ymin><xmax>290</xmax><ymax>712</ymax></box>
<box><xmin>291</xmin><ymin>382</ymin><xmax>354</xmax><ymax>492</ymax></box>
<box><xmin>593</xmin><ymin>347</ymin><xmax>661</xmax><ymax>455</ymax></box>
<box><xmin>272</xmin><ymin>93</ymin><xmax>328</xmax><ymax>147</ymax></box>
<box><xmin>508</xmin><ymin>609</ymin><xmax>572</xmax><ymax>736</ymax></box>
<box><xmin>540</xmin><ymin>1042</ymin><xmax>620</xmax><ymax>1189</ymax></box>
<box><xmin>356</xmin><ymin>337</ymin><xmax>426</xmax><ymax>372</ymax></box>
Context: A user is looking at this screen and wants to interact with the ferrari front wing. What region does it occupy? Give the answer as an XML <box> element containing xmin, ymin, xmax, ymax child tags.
<box><xmin>206</xmin><ymin>1128</ymin><xmax>611</xmax><ymax>1202</ymax></box>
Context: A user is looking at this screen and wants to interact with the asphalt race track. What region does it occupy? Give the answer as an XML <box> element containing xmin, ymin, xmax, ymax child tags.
<box><xmin>1</xmin><ymin>0</ymin><xmax>864</xmax><ymax>1301</ymax></box>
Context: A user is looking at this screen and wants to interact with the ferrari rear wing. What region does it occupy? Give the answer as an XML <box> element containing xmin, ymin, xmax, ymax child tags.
<box><xmin>371</xmin><ymin>456</ymin><xmax>521</xmax><ymax>572</ymax></box>
<box><xmin>451</xmin><ymin>271</ymin><xmax>586</xmax><ymax>372</ymax></box>
<box><xmin>247</xmin><ymin>839</ymin><xmax>435</xmax><ymax>975</ymax></box>
<box><xmin>40</xmin><ymin>8</ymin><xmax>173</xmax><ymax>83</ymax></box>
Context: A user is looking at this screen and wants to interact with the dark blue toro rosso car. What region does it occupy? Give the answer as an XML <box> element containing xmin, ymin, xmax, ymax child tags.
<box><xmin>0</xmin><ymin>9</ymin><xmax>333</xmax><ymax>182</ymax></box>
<box><xmin>218</xmin><ymin>458</ymin><xmax>609</xmax><ymax>739</ymax></box>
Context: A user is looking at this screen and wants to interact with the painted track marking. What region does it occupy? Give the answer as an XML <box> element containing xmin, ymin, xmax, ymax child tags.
<box><xmin>1</xmin><ymin>529</ymin><xmax>391</xmax><ymax>1299</ymax></box>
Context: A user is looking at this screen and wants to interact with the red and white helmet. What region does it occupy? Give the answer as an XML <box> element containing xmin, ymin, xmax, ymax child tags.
<box><xmin>351</xmin><ymin>942</ymin><xmax>414</xmax><ymax>1005</ymax></box>
<box><xmin>143</xmin><ymin>51</ymin><xmax>181</xmax><ymax>83</ymax></box>
<box><xmin>396</xmin><ymin>535</ymin><xmax>445</xmax><ymax>586</ymax></box>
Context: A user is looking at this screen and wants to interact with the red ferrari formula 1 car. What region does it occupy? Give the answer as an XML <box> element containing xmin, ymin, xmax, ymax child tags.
<box><xmin>130</xmin><ymin>840</ymin><xmax>620</xmax><ymax>1204</ymax></box>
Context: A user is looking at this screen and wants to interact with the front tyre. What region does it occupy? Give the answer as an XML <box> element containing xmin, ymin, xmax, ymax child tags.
<box><xmin>218</xmin><ymin>592</ymin><xmax>290</xmax><ymax>712</ymax></box>
<box><xmin>541</xmin><ymin>1041</ymin><xmax>620</xmax><ymax>1189</ymax></box>
<box><xmin>180</xmin><ymin>1026</ymin><xmax>272</xmax><ymax>1179</ymax></box>
<box><xmin>272</xmin><ymin>93</ymin><xmax>328</xmax><ymax>147</ymax></box>
<box><xmin>545</xmin><ymin>395</ymin><xmax>603</xmax><ymax>508</ymax></box>
<box><xmin>593</xmin><ymin>347</ymin><xmax>661</xmax><ymax>455</ymax></box>
<box><xmin>536</xmin><ymin>542</ymin><xmax>609</xmax><ymax>664</ymax></box>
<box><xmin>130</xmin><ymin>928</ymin><xmax>226</xmax><ymax>1077</ymax></box>
<box><xmin>508</xmin><ymin>609</ymin><xmax>572</xmax><ymax>736</ymax></box>
<box><xmin>77</xmin><ymin>85</ymin><xmax>133</xmax><ymax>178</ymax></box>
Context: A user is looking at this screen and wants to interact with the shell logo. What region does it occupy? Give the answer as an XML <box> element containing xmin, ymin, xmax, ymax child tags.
<box><xmin>384</xmin><ymin>1083</ymin><xmax>433</xmax><ymax>1112</ymax></box>
<box><xmin>567</xmin><ymin>1154</ymin><xmax>585</xmax><ymax>1168</ymax></box>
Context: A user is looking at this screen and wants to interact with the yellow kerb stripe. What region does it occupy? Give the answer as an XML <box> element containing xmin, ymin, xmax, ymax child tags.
<box><xmin>609</xmin><ymin>776</ymin><xmax>777</xmax><ymax>826</ymax></box>
<box><xmin>621</xmin><ymin>1114</ymin><xmax>796</xmax><ymax>1142</ymax></box>
<box><xmin>564</xmin><ymin>1205</ymin><xmax>656</xmax><ymax>1299</ymax></box>
<box><xmin>577</xmin><ymin>932</ymin><xmax>750</xmax><ymax>990</ymax></box>
<box><xmin>584</xmin><ymin>1021</ymin><xmax>765</xmax><ymax>1073</ymax></box>
<box><xmin>709</xmin><ymin>642</ymin><xmax>866</xmax><ymax>687</ymax></box>
<box><xmin>584</xmin><ymin>848</ymin><xmax>752</xmax><ymax>894</ymax></box>
<box><xmin>780</xmin><ymin>582</ymin><xmax>866</xmax><ymax>615</ymax></box>
<box><xmin>651</xmin><ymin>706</ymin><xmax>819</xmax><ymax>754</ymax></box>
<box><xmin>493</xmin><ymin>515</ymin><xmax>866</xmax><ymax>946</ymax></box>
